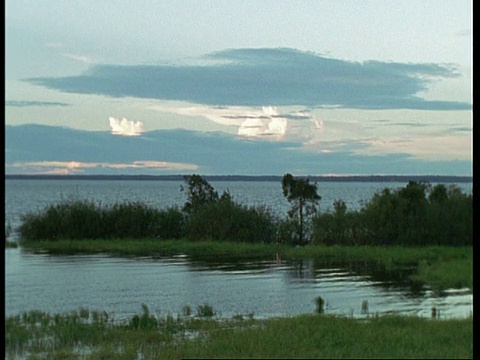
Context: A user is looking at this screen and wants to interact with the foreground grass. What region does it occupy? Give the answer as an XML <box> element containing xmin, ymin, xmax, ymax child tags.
<box><xmin>5</xmin><ymin>308</ymin><xmax>472</xmax><ymax>359</ymax></box>
<box><xmin>20</xmin><ymin>239</ymin><xmax>473</xmax><ymax>290</ymax></box>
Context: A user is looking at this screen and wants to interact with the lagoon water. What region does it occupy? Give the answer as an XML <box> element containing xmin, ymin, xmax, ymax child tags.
<box><xmin>5</xmin><ymin>179</ymin><xmax>473</xmax><ymax>321</ymax></box>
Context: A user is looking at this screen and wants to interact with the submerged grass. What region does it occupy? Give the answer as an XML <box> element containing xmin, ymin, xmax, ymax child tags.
<box><xmin>5</xmin><ymin>308</ymin><xmax>473</xmax><ymax>359</ymax></box>
<box><xmin>20</xmin><ymin>239</ymin><xmax>473</xmax><ymax>290</ymax></box>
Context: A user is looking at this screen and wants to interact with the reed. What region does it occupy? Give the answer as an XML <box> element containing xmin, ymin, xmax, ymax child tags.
<box><xmin>18</xmin><ymin>199</ymin><xmax>185</xmax><ymax>241</ymax></box>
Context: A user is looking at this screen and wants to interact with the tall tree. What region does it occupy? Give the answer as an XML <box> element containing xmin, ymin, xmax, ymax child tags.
<box><xmin>181</xmin><ymin>174</ymin><xmax>219</xmax><ymax>214</ymax></box>
<box><xmin>282</xmin><ymin>173</ymin><xmax>321</xmax><ymax>244</ymax></box>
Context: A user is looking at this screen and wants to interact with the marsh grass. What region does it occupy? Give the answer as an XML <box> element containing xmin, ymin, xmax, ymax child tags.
<box><xmin>413</xmin><ymin>257</ymin><xmax>473</xmax><ymax>290</ymax></box>
<box><xmin>196</xmin><ymin>303</ymin><xmax>215</xmax><ymax>317</ymax></box>
<box><xmin>18</xmin><ymin>199</ymin><xmax>185</xmax><ymax>241</ymax></box>
<box><xmin>5</xmin><ymin>308</ymin><xmax>472</xmax><ymax>359</ymax></box>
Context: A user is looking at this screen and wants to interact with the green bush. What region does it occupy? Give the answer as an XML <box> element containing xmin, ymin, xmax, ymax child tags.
<box><xmin>184</xmin><ymin>192</ymin><xmax>276</xmax><ymax>243</ymax></box>
<box><xmin>313</xmin><ymin>182</ymin><xmax>472</xmax><ymax>246</ymax></box>
<box><xmin>313</xmin><ymin>200</ymin><xmax>369</xmax><ymax>246</ymax></box>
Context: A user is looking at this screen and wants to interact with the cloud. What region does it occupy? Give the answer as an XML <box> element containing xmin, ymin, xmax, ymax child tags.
<box><xmin>109</xmin><ymin>116</ymin><xmax>146</xmax><ymax>136</ymax></box>
<box><xmin>25</xmin><ymin>48</ymin><xmax>471</xmax><ymax>110</ymax></box>
<box><xmin>9</xmin><ymin>160</ymin><xmax>198</xmax><ymax>175</ymax></box>
<box><xmin>151</xmin><ymin>104</ymin><xmax>322</xmax><ymax>143</ymax></box>
<box><xmin>5</xmin><ymin>124</ymin><xmax>472</xmax><ymax>176</ymax></box>
<box><xmin>5</xmin><ymin>100</ymin><xmax>70</xmax><ymax>107</ymax></box>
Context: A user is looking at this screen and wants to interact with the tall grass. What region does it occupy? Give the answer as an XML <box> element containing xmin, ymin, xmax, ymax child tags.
<box><xmin>18</xmin><ymin>199</ymin><xmax>185</xmax><ymax>241</ymax></box>
<box><xmin>5</xmin><ymin>307</ymin><xmax>472</xmax><ymax>359</ymax></box>
<box><xmin>17</xmin><ymin>193</ymin><xmax>277</xmax><ymax>244</ymax></box>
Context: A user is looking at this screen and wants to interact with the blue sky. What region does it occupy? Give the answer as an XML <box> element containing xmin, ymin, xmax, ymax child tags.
<box><xmin>5</xmin><ymin>0</ymin><xmax>472</xmax><ymax>176</ymax></box>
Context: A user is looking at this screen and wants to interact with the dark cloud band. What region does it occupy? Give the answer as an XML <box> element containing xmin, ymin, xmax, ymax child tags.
<box><xmin>26</xmin><ymin>48</ymin><xmax>470</xmax><ymax>110</ymax></box>
<box><xmin>5</xmin><ymin>124</ymin><xmax>472</xmax><ymax>176</ymax></box>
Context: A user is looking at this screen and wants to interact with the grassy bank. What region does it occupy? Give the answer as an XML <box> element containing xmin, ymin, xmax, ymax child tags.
<box><xmin>20</xmin><ymin>239</ymin><xmax>472</xmax><ymax>290</ymax></box>
<box><xmin>5</xmin><ymin>307</ymin><xmax>473</xmax><ymax>359</ymax></box>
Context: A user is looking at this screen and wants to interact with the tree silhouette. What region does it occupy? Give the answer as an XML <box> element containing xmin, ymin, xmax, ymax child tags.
<box><xmin>282</xmin><ymin>173</ymin><xmax>321</xmax><ymax>245</ymax></box>
<box><xmin>181</xmin><ymin>174</ymin><xmax>219</xmax><ymax>214</ymax></box>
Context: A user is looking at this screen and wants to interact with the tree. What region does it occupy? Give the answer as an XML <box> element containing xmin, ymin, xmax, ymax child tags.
<box><xmin>281</xmin><ymin>173</ymin><xmax>321</xmax><ymax>245</ymax></box>
<box><xmin>181</xmin><ymin>174</ymin><xmax>219</xmax><ymax>214</ymax></box>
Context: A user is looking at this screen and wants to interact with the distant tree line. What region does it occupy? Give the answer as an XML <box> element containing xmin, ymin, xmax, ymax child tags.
<box><xmin>18</xmin><ymin>174</ymin><xmax>472</xmax><ymax>246</ymax></box>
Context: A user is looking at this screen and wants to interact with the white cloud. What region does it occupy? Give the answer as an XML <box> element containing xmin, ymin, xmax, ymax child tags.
<box><xmin>150</xmin><ymin>104</ymin><xmax>322</xmax><ymax>142</ymax></box>
<box><xmin>109</xmin><ymin>116</ymin><xmax>146</xmax><ymax>136</ymax></box>
<box><xmin>10</xmin><ymin>160</ymin><xmax>199</xmax><ymax>175</ymax></box>
<box><xmin>237</xmin><ymin>107</ymin><xmax>287</xmax><ymax>139</ymax></box>
<box><xmin>358</xmin><ymin>134</ymin><xmax>472</xmax><ymax>161</ymax></box>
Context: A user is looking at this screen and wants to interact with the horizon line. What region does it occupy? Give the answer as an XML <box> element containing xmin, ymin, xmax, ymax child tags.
<box><xmin>5</xmin><ymin>174</ymin><xmax>473</xmax><ymax>183</ymax></box>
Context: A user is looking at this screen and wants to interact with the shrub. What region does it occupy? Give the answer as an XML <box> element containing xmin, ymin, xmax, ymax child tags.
<box><xmin>313</xmin><ymin>182</ymin><xmax>472</xmax><ymax>246</ymax></box>
<box><xmin>184</xmin><ymin>193</ymin><xmax>276</xmax><ymax>243</ymax></box>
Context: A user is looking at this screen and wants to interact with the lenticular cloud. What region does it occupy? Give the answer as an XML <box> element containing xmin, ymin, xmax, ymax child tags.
<box><xmin>109</xmin><ymin>116</ymin><xmax>145</xmax><ymax>136</ymax></box>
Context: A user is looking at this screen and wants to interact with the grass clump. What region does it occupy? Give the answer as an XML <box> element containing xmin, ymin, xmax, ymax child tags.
<box><xmin>18</xmin><ymin>199</ymin><xmax>185</xmax><ymax>241</ymax></box>
<box><xmin>5</xmin><ymin>308</ymin><xmax>472</xmax><ymax>359</ymax></box>
<box><xmin>196</xmin><ymin>303</ymin><xmax>216</xmax><ymax>317</ymax></box>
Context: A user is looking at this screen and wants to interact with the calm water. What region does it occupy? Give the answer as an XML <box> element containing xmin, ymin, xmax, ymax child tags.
<box><xmin>4</xmin><ymin>179</ymin><xmax>473</xmax><ymax>320</ymax></box>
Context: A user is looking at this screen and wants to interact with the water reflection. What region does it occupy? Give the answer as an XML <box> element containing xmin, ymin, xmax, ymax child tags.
<box><xmin>5</xmin><ymin>248</ymin><xmax>472</xmax><ymax>321</ymax></box>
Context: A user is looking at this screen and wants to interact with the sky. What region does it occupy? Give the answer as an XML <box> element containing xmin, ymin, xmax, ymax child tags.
<box><xmin>5</xmin><ymin>0</ymin><xmax>473</xmax><ymax>176</ymax></box>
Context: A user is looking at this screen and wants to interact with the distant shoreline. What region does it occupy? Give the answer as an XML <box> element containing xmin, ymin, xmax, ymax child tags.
<box><xmin>4</xmin><ymin>174</ymin><xmax>473</xmax><ymax>183</ymax></box>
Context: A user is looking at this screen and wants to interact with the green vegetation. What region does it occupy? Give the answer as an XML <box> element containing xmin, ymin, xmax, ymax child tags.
<box><xmin>18</xmin><ymin>199</ymin><xmax>185</xmax><ymax>241</ymax></box>
<box><xmin>5</xmin><ymin>306</ymin><xmax>472</xmax><ymax>359</ymax></box>
<box><xmin>5</xmin><ymin>240</ymin><xmax>19</xmax><ymax>248</ymax></box>
<box><xmin>15</xmin><ymin>175</ymin><xmax>473</xmax><ymax>290</ymax></box>
<box><xmin>313</xmin><ymin>181</ymin><xmax>472</xmax><ymax>246</ymax></box>
<box><xmin>17</xmin><ymin>175</ymin><xmax>472</xmax><ymax>247</ymax></box>
<box><xmin>9</xmin><ymin>176</ymin><xmax>473</xmax><ymax>357</ymax></box>
<box><xmin>282</xmin><ymin>172</ymin><xmax>321</xmax><ymax>245</ymax></box>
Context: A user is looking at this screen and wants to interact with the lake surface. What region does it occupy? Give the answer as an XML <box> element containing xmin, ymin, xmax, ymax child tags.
<box><xmin>4</xmin><ymin>179</ymin><xmax>473</xmax><ymax>321</ymax></box>
<box><xmin>5</xmin><ymin>248</ymin><xmax>473</xmax><ymax>321</ymax></box>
